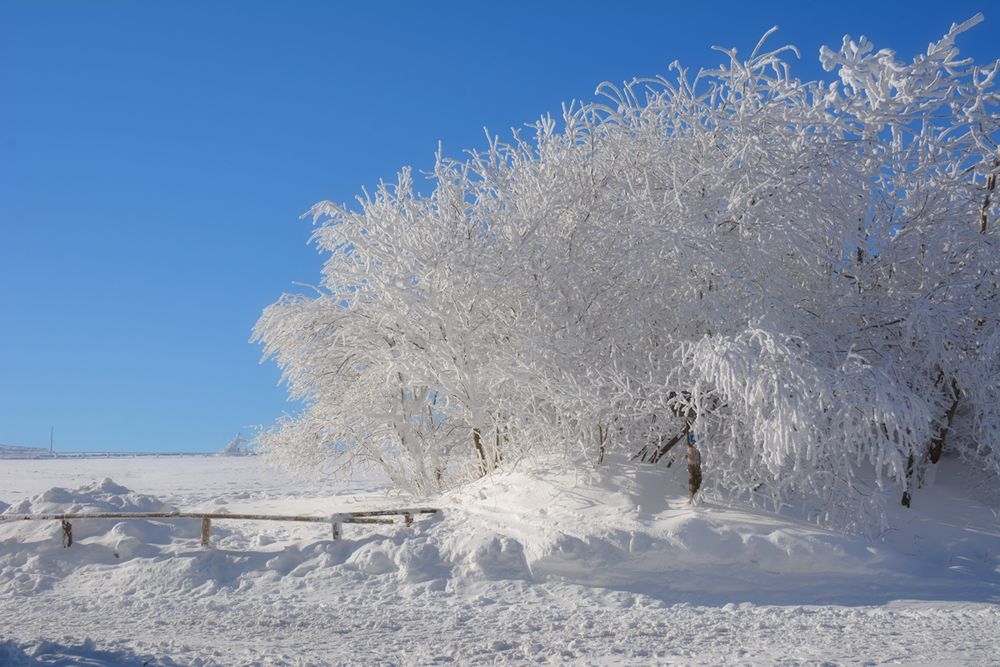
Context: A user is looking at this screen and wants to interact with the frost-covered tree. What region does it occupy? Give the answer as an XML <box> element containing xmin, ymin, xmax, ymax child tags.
<box><xmin>255</xmin><ymin>17</ymin><xmax>999</xmax><ymax>526</ymax></box>
<box><xmin>219</xmin><ymin>432</ymin><xmax>252</xmax><ymax>457</ymax></box>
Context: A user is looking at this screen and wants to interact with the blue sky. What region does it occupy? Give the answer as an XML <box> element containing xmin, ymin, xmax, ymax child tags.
<box><xmin>1</xmin><ymin>0</ymin><xmax>996</xmax><ymax>453</ymax></box>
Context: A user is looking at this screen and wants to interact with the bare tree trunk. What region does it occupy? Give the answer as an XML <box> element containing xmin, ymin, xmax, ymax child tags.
<box><xmin>472</xmin><ymin>428</ymin><xmax>488</xmax><ymax>477</ymax></box>
<box><xmin>902</xmin><ymin>380</ymin><xmax>960</xmax><ymax>507</ymax></box>
<box><xmin>901</xmin><ymin>453</ymin><xmax>915</xmax><ymax>508</ymax></box>
<box><xmin>687</xmin><ymin>435</ymin><xmax>702</xmax><ymax>502</ymax></box>
<box><xmin>929</xmin><ymin>381</ymin><xmax>960</xmax><ymax>464</ymax></box>
<box><xmin>981</xmin><ymin>160</ymin><xmax>997</xmax><ymax>234</ymax></box>
<box><xmin>494</xmin><ymin>422</ymin><xmax>503</xmax><ymax>468</ymax></box>
<box><xmin>647</xmin><ymin>425</ymin><xmax>687</xmax><ymax>464</ymax></box>
<box><xmin>596</xmin><ymin>423</ymin><xmax>607</xmax><ymax>464</ymax></box>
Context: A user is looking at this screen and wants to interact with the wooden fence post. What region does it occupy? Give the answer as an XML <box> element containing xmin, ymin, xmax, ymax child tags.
<box><xmin>201</xmin><ymin>517</ymin><xmax>211</xmax><ymax>546</ymax></box>
<box><xmin>61</xmin><ymin>520</ymin><xmax>73</xmax><ymax>548</ymax></box>
<box><xmin>331</xmin><ymin>522</ymin><xmax>340</xmax><ymax>540</ymax></box>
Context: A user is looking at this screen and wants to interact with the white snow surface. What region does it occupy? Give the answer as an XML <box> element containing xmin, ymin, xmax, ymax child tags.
<box><xmin>1</xmin><ymin>456</ymin><xmax>999</xmax><ymax>665</ymax></box>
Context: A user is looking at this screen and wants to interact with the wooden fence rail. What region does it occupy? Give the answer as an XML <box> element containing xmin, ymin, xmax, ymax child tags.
<box><xmin>0</xmin><ymin>508</ymin><xmax>439</xmax><ymax>547</ymax></box>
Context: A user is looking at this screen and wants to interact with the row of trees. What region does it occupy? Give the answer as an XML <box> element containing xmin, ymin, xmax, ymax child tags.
<box><xmin>255</xmin><ymin>17</ymin><xmax>999</xmax><ymax>529</ymax></box>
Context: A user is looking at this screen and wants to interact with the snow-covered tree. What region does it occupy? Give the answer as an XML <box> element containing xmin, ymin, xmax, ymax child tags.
<box><xmin>219</xmin><ymin>432</ymin><xmax>253</xmax><ymax>457</ymax></box>
<box><xmin>255</xmin><ymin>16</ymin><xmax>999</xmax><ymax>526</ymax></box>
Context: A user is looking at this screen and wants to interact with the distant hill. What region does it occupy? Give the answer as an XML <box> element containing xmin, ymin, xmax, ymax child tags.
<box><xmin>0</xmin><ymin>444</ymin><xmax>51</xmax><ymax>459</ymax></box>
<box><xmin>0</xmin><ymin>445</ymin><xmax>213</xmax><ymax>459</ymax></box>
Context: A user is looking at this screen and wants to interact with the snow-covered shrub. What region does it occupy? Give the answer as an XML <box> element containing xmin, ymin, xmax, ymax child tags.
<box><xmin>255</xmin><ymin>17</ymin><xmax>999</xmax><ymax>524</ymax></box>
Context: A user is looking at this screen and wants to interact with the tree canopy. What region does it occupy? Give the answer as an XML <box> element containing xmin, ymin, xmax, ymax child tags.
<box><xmin>255</xmin><ymin>17</ymin><xmax>999</xmax><ymax>530</ymax></box>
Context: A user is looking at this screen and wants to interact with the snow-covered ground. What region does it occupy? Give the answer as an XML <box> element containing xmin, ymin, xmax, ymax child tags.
<box><xmin>1</xmin><ymin>456</ymin><xmax>999</xmax><ymax>665</ymax></box>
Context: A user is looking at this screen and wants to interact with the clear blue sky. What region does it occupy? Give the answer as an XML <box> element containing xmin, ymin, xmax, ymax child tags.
<box><xmin>1</xmin><ymin>1</ymin><xmax>996</xmax><ymax>453</ymax></box>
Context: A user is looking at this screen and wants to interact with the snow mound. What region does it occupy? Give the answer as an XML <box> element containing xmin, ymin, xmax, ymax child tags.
<box><xmin>4</xmin><ymin>477</ymin><xmax>172</xmax><ymax>516</ymax></box>
<box><xmin>0</xmin><ymin>479</ymin><xmax>199</xmax><ymax>594</ymax></box>
<box><xmin>2</xmin><ymin>464</ymin><xmax>999</xmax><ymax>608</ymax></box>
<box><xmin>0</xmin><ymin>637</ymin><xmax>182</xmax><ymax>666</ymax></box>
<box><xmin>0</xmin><ymin>477</ymin><xmax>421</xmax><ymax>597</ymax></box>
<box><xmin>422</xmin><ymin>459</ymin><xmax>1000</xmax><ymax>605</ymax></box>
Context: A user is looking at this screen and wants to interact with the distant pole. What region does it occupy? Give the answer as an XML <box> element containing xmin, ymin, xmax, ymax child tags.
<box><xmin>50</xmin><ymin>426</ymin><xmax>54</xmax><ymax>454</ymax></box>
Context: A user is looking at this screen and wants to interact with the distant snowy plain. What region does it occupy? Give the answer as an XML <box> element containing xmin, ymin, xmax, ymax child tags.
<box><xmin>1</xmin><ymin>456</ymin><xmax>999</xmax><ymax>665</ymax></box>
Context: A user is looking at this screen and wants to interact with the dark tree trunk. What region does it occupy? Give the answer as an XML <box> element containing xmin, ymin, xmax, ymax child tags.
<box><xmin>596</xmin><ymin>423</ymin><xmax>607</xmax><ymax>465</ymax></box>
<box><xmin>901</xmin><ymin>380</ymin><xmax>960</xmax><ymax>507</ymax></box>
<box><xmin>901</xmin><ymin>453</ymin><xmax>915</xmax><ymax>508</ymax></box>
<box><xmin>648</xmin><ymin>426</ymin><xmax>688</xmax><ymax>464</ymax></box>
<box><xmin>981</xmin><ymin>160</ymin><xmax>997</xmax><ymax>234</ymax></box>
<box><xmin>630</xmin><ymin>392</ymin><xmax>705</xmax><ymax>500</ymax></box>
<box><xmin>687</xmin><ymin>438</ymin><xmax>702</xmax><ymax>502</ymax></box>
<box><xmin>929</xmin><ymin>381</ymin><xmax>960</xmax><ymax>464</ymax></box>
<box><xmin>472</xmin><ymin>428</ymin><xmax>488</xmax><ymax>477</ymax></box>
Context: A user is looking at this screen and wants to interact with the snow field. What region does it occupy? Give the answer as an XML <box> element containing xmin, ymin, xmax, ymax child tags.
<box><xmin>1</xmin><ymin>456</ymin><xmax>999</xmax><ymax>665</ymax></box>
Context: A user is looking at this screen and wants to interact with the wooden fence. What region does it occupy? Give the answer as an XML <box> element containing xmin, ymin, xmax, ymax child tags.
<box><xmin>0</xmin><ymin>508</ymin><xmax>439</xmax><ymax>547</ymax></box>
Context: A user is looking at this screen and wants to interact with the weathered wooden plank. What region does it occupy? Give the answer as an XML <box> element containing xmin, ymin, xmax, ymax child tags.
<box><xmin>0</xmin><ymin>508</ymin><xmax>439</xmax><ymax>548</ymax></box>
<box><xmin>0</xmin><ymin>508</ymin><xmax>438</xmax><ymax>523</ymax></box>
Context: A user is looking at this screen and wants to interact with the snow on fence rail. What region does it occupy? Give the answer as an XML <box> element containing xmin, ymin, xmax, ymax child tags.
<box><xmin>0</xmin><ymin>508</ymin><xmax>439</xmax><ymax>547</ymax></box>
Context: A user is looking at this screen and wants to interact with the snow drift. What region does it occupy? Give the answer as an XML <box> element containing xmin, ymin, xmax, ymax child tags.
<box><xmin>2</xmin><ymin>457</ymin><xmax>1000</xmax><ymax>664</ymax></box>
<box><xmin>2</xmin><ymin>458</ymin><xmax>998</xmax><ymax>608</ymax></box>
